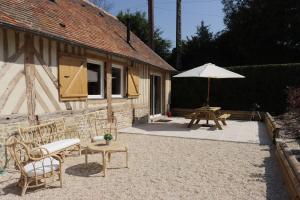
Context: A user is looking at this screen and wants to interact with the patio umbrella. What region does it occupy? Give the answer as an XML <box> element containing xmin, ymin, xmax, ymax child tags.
<box><xmin>173</xmin><ymin>63</ymin><xmax>245</xmax><ymax>105</ymax></box>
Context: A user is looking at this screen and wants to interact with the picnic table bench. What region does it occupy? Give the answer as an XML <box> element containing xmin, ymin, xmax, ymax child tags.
<box><xmin>186</xmin><ymin>107</ymin><xmax>231</xmax><ymax>130</ymax></box>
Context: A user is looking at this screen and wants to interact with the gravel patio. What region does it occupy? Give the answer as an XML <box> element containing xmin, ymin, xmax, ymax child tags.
<box><xmin>0</xmin><ymin>133</ymin><xmax>288</xmax><ymax>200</ymax></box>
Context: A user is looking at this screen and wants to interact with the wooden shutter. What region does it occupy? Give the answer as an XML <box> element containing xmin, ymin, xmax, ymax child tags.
<box><xmin>59</xmin><ymin>56</ymin><xmax>87</xmax><ymax>99</ymax></box>
<box><xmin>127</xmin><ymin>64</ymin><xmax>139</xmax><ymax>98</ymax></box>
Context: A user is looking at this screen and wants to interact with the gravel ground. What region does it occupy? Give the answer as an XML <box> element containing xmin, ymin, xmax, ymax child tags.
<box><xmin>0</xmin><ymin>134</ymin><xmax>288</xmax><ymax>200</ymax></box>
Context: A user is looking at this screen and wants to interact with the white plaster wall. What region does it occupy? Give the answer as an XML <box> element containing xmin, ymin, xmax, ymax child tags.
<box><xmin>1</xmin><ymin>55</ymin><xmax>26</xmax><ymax>115</ymax></box>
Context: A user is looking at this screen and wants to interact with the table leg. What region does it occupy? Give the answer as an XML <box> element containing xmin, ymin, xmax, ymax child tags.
<box><xmin>212</xmin><ymin>114</ymin><xmax>222</xmax><ymax>130</ymax></box>
<box><xmin>206</xmin><ymin>113</ymin><xmax>209</xmax><ymax>124</ymax></box>
<box><xmin>108</xmin><ymin>152</ymin><xmax>111</xmax><ymax>163</ymax></box>
<box><xmin>102</xmin><ymin>152</ymin><xmax>106</xmax><ymax>177</ymax></box>
<box><xmin>85</xmin><ymin>149</ymin><xmax>88</xmax><ymax>168</ymax></box>
<box><xmin>221</xmin><ymin>119</ymin><xmax>227</xmax><ymax>125</ymax></box>
<box><xmin>125</xmin><ymin>148</ymin><xmax>128</xmax><ymax>168</ymax></box>
<box><xmin>188</xmin><ymin>117</ymin><xmax>196</xmax><ymax>128</ymax></box>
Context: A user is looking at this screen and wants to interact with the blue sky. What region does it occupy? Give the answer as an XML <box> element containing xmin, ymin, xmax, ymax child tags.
<box><xmin>109</xmin><ymin>0</ymin><xmax>225</xmax><ymax>47</ymax></box>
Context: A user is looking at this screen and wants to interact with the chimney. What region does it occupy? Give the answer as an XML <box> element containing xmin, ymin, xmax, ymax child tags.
<box><xmin>126</xmin><ymin>18</ymin><xmax>131</xmax><ymax>44</ymax></box>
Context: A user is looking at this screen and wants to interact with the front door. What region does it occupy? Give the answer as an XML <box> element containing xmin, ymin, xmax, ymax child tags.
<box><xmin>150</xmin><ymin>75</ymin><xmax>162</xmax><ymax>117</ymax></box>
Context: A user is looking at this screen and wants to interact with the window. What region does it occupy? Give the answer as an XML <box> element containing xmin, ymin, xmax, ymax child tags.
<box><xmin>87</xmin><ymin>59</ymin><xmax>104</xmax><ymax>99</ymax></box>
<box><xmin>112</xmin><ymin>64</ymin><xmax>124</xmax><ymax>98</ymax></box>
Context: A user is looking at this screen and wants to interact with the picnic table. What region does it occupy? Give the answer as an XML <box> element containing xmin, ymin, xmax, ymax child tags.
<box><xmin>187</xmin><ymin>107</ymin><xmax>230</xmax><ymax>130</ymax></box>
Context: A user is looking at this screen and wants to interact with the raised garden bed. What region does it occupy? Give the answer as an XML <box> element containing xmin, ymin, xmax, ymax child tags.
<box><xmin>276</xmin><ymin>141</ymin><xmax>300</xmax><ymax>200</ymax></box>
<box><xmin>264</xmin><ymin>112</ymin><xmax>281</xmax><ymax>144</ymax></box>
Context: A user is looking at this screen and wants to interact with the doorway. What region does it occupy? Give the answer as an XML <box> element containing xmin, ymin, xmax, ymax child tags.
<box><xmin>150</xmin><ymin>75</ymin><xmax>162</xmax><ymax>117</ymax></box>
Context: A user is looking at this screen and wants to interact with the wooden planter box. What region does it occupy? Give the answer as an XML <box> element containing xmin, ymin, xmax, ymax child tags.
<box><xmin>276</xmin><ymin>142</ymin><xmax>300</xmax><ymax>200</ymax></box>
<box><xmin>263</xmin><ymin>112</ymin><xmax>281</xmax><ymax>144</ymax></box>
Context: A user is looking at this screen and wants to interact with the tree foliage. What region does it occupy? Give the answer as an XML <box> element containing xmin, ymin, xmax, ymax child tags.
<box><xmin>182</xmin><ymin>21</ymin><xmax>216</xmax><ymax>69</ymax></box>
<box><xmin>117</xmin><ymin>11</ymin><xmax>172</xmax><ymax>61</ymax></box>
<box><xmin>173</xmin><ymin>0</ymin><xmax>300</xmax><ymax>70</ymax></box>
<box><xmin>221</xmin><ymin>0</ymin><xmax>300</xmax><ymax>66</ymax></box>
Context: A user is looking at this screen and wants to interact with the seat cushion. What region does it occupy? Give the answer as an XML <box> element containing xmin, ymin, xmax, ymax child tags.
<box><xmin>92</xmin><ymin>135</ymin><xmax>105</xmax><ymax>142</ymax></box>
<box><xmin>24</xmin><ymin>157</ymin><xmax>60</xmax><ymax>177</ymax></box>
<box><xmin>41</xmin><ymin>138</ymin><xmax>80</xmax><ymax>154</ymax></box>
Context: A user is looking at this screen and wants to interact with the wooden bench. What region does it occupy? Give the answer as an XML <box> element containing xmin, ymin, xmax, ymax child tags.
<box><xmin>18</xmin><ymin>119</ymin><xmax>81</xmax><ymax>158</ymax></box>
<box><xmin>217</xmin><ymin>113</ymin><xmax>231</xmax><ymax>125</ymax></box>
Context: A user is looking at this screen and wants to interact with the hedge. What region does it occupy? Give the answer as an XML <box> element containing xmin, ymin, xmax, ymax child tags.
<box><xmin>171</xmin><ymin>63</ymin><xmax>300</xmax><ymax>115</ymax></box>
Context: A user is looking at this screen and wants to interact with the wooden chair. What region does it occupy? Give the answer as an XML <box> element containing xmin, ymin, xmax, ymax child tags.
<box><xmin>6</xmin><ymin>136</ymin><xmax>63</xmax><ymax>196</ymax></box>
<box><xmin>87</xmin><ymin>114</ymin><xmax>118</xmax><ymax>143</ymax></box>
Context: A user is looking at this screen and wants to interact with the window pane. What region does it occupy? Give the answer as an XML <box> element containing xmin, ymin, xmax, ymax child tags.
<box><xmin>87</xmin><ymin>63</ymin><xmax>101</xmax><ymax>95</ymax></box>
<box><xmin>112</xmin><ymin>67</ymin><xmax>121</xmax><ymax>95</ymax></box>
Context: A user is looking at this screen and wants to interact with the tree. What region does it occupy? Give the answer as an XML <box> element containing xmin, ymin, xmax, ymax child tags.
<box><xmin>221</xmin><ymin>0</ymin><xmax>300</xmax><ymax>65</ymax></box>
<box><xmin>117</xmin><ymin>11</ymin><xmax>172</xmax><ymax>61</ymax></box>
<box><xmin>178</xmin><ymin>21</ymin><xmax>216</xmax><ymax>70</ymax></box>
<box><xmin>88</xmin><ymin>0</ymin><xmax>113</xmax><ymax>11</ymax></box>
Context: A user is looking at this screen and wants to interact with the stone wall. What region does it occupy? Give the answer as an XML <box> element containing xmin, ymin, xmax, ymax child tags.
<box><xmin>0</xmin><ymin>104</ymin><xmax>139</xmax><ymax>168</ymax></box>
<box><xmin>0</xmin><ymin>120</ymin><xmax>30</xmax><ymax>169</ymax></box>
<box><xmin>133</xmin><ymin>106</ymin><xmax>150</xmax><ymax>124</ymax></box>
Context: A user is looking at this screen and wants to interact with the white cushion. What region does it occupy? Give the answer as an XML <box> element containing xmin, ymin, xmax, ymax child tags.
<box><xmin>92</xmin><ymin>135</ymin><xmax>105</xmax><ymax>142</ymax></box>
<box><xmin>24</xmin><ymin>157</ymin><xmax>60</xmax><ymax>177</ymax></box>
<box><xmin>41</xmin><ymin>138</ymin><xmax>80</xmax><ymax>154</ymax></box>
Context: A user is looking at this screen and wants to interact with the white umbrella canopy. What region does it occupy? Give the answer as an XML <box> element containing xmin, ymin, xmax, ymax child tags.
<box><xmin>173</xmin><ymin>63</ymin><xmax>245</xmax><ymax>79</ymax></box>
<box><xmin>173</xmin><ymin>63</ymin><xmax>245</xmax><ymax>105</ymax></box>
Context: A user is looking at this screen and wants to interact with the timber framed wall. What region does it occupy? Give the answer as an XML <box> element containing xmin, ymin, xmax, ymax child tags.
<box><xmin>0</xmin><ymin>27</ymin><xmax>172</xmax><ymax>167</ymax></box>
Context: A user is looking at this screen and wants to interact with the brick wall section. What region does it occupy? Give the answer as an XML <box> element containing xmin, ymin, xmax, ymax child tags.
<box><xmin>0</xmin><ymin>106</ymin><xmax>138</xmax><ymax>168</ymax></box>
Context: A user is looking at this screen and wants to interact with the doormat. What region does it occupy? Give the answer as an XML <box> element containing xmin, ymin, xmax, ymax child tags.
<box><xmin>155</xmin><ymin>119</ymin><xmax>172</xmax><ymax>123</ymax></box>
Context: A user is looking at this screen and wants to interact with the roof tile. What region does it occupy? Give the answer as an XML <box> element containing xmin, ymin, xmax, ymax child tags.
<box><xmin>0</xmin><ymin>0</ymin><xmax>175</xmax><ymax>71</ymax></box>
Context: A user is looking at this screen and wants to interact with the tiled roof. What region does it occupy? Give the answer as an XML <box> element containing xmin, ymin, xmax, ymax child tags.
<box><xmin>0</xmin><ymin>0</ymin><xmax>175</xmax><ymax>71</ymax></box>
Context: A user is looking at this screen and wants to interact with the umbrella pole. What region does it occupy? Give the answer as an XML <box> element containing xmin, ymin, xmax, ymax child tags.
<box><xmin>206</xmin><ymin>78</ymin><xmax>210</xmax><ymax>124</ymax></box>
<box><xmin>207</xmin><ymin>78</ymin><xmax>210</xmax><ymax>106</ymax></box>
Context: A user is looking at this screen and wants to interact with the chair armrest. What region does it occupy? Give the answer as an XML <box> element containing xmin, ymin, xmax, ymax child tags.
<box><xmin>29</xmin><ymin>146</ymin><xmax>51</xmax><ymax>160</ymax></box>
<box><xmin>24</xmin><ymin>141</ymin><xmax>41</xmax><ymax>149</ymax></box>
<box><xmin>29</xmin><ymin>147</ymin><xmax>62</xmax><ymax>164</ymax></box>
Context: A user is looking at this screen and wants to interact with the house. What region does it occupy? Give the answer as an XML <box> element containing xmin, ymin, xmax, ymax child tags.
<box><xmin>0</xmin><ymin>0</ymin><xmax>175</xmax><ymax>164</ymax></box>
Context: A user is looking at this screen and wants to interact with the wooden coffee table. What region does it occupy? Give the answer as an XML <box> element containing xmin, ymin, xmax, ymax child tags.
<box><xmin>84</xmin><ymin>142</ymin><xmax>128</xmax><ymax>177</ymax></box>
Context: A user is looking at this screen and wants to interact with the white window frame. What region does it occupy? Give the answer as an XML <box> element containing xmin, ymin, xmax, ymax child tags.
<box><xmin>87</xmin><ymin>58</ymin><xmax>104</xmax><ymax>99</ymax></box>
<box><xmin>112</xmin><ymin>64</ymin><xmax>124</xmax><ymax>98</ymax></box>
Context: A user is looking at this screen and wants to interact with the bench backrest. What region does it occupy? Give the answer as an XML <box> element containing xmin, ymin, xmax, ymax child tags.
<box><xmin>19</xmin><ymin>120</ymin><xmax>66</xmax><ymax>145</ymax></box>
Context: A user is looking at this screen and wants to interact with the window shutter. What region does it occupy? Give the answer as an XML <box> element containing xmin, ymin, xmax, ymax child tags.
<box><xmin>59</xmin><ymin>56</ymin><xmax>88</xmax><ymax>99</ymax></box>
<box><xmin>127</xmin><ymin>64</ymin><xmax>139</xmax><ymax>98</ymax></box>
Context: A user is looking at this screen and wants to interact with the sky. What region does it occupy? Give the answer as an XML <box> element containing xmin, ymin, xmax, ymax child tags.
<box><xmin>108</xmin><ymin>0</ymin><xmax>225</xmax><ymax>47</ymax></box>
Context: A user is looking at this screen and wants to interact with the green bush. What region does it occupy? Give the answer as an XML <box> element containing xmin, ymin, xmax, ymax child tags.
<box><xmin>171</xmin><ymin>63</ymin><xmax>300</xmax><ymax>115</ymax></box>
<box><xmin>104</xmin><ymin>133</ymin><xmax>113</xmax><ymax>141</ymax></box>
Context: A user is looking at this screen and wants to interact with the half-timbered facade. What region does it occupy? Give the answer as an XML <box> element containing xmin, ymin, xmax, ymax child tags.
<box><xmin>0</xmin><ymin>0</ymin><xmax>175</xmax><ymax>165</ymax></box>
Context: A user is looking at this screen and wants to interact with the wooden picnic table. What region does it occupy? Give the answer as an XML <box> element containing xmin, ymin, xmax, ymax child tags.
<box><xmin>187</xmin><ymin>106</ymin><xmax>223</xmax><ymax>130</ymax></box>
